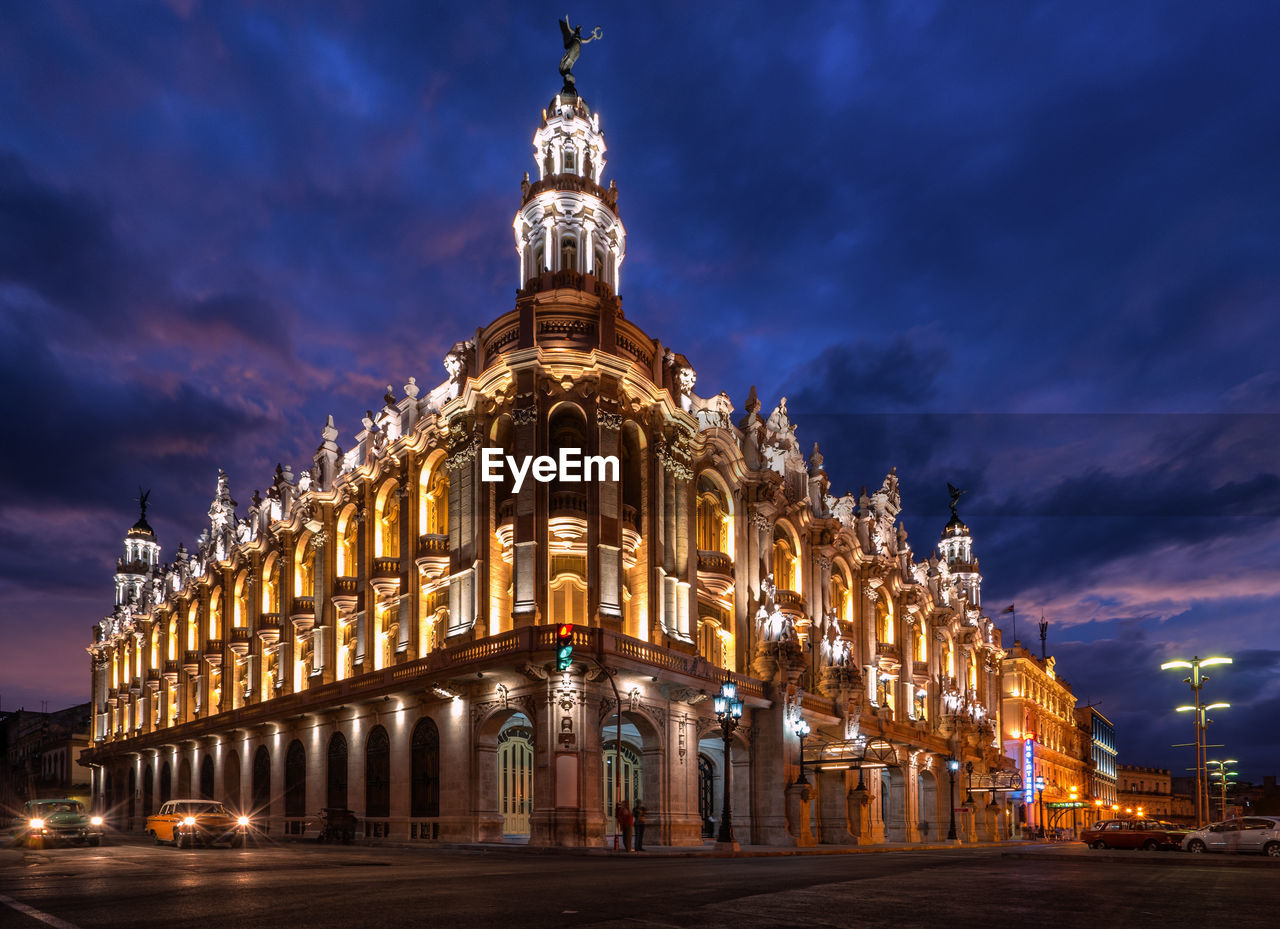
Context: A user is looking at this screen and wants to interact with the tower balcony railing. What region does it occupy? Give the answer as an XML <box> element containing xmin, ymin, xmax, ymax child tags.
<box><xmin>289</xmin><ymin>597</ymin><xmax>315</xmax><ymax>617</ymax></box>
<box><xmin>332</xmin><ymin>576</ymin><xmax>359</xmax><ymax>596</ymax></box>
<box><xmin>518</xmin><ymin>269</ymin><xmax>615</xmax><ymax>301</ymax></box>
<box><xmin>522</xmin><ymin>172</ymin><xmax>618</xmax><ymax>214</ymax></box>
<box><xmin>371</xmin><ymin>557</ymin><xmax>400</xmax><ymax>579</ymax></box>
<box><xmin>549</xmin><ymin>490</ymin><xmax>588</xmax><ymax>518</ymax></box>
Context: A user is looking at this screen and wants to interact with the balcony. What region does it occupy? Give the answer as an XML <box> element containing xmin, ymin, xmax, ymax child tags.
<box><xmin>621</xmin><ymin>504</ymin><xmax>639</xmax><ymax>533</ymax></box>
<box><xmin>912</xmin><ymin>660</ymin><xmax>929</xmax><ymax>677</ymax></box>
<box><xmin>697</xmin><ymin>550</ymin><xmax>733</xmax><ymax>575</ymax></box>
<box><xmin>162</xmin><ymin>659</ymin><xmax>179</xmax><ymax>679</ymax></box>
<box><xmin>182</xmin><ymin>650</ymin><xmax>200</xmax><ymax>670</ymax></box>
<box><xmin>229</xmin><ymin>627</ymin><xmax>252</xmax><ymax>655</ymax></box>
<box><xmin>145</xmin><ymin>668</ymin><xmax>161</xmax><ymax>685</ymax></box>
<box><xmin>417</xmin><ymin>533</ymin><xmax>448</xmax><ymax>555</ymax></box>
<box><xmin>257</xmin><ymin>613</ymin><xmax>281</xmax><ymax>643</ymax></box>
<box><xmin>371</xmin><ymin>557</ymin><xmax>400</xmax><ymax>579</ymax></box>
<box><xmin>876</xmin><ymin>641</ymin><xmax>900</xmax><ymax>660</ymax></box>
<box><xmin>290</xmin><ymin>596</ymin><xmax>316</xmax><ymax>633</ymax></box>
<box><xmin>333</xmin><ymin>576</ymin><xmax>359</xmax><ymax>596</ymax></box>
<box><xmin>203</xmin><ymin>639</ymin><xmax>224</xmax><ymax>666</ymax></box>
<box><xmin>775</xmin><ymin>589</ymin><xmax>805</xmax><ymax>616</ymax></box>
<box><xmin>496</xmin><ymin>498</ymin><xmax>516</xmax><ymax>526</ymax></box>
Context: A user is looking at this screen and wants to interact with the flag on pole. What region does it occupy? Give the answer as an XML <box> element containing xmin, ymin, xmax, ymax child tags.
<box><xmin>1002</xmin><ymin>604</ymin><xmax>1016</xmax><ymax>614</ymax></box>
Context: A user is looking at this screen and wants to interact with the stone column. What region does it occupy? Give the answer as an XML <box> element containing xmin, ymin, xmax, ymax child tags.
<box><xmin>786</xmin><ymin>781</ymin><xmax>817</xmax><ymax>846</ymax></box>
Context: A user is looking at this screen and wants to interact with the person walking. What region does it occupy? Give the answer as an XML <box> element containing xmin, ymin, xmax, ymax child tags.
<box><xmin>616</xmin><ymin>801</ymin><xmax>634</xmax><ymax>852</ymax></box>
<box><xmin>633</xmin><ymin>801</ymin><xmax>647</xmax><ymax>852</ymax></box>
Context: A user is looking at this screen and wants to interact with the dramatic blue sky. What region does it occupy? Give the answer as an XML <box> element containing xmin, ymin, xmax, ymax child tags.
<box><xmin>2</xmin><ymin>2</ymin><xmax>1277</xmax><ymax>782</ymax></box>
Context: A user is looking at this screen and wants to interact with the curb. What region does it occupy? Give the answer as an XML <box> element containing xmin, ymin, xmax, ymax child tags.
<box><xmin>1000</xmin><ymin>851</ymin><xmax>1280</xmax><ymax>869</ymax></box>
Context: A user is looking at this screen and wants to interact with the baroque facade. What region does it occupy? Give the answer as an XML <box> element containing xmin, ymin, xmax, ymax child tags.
<box><xmin>86</xmin><ymin>80</ymin><xmax>1011</xmax><ymax>848</ymax></box>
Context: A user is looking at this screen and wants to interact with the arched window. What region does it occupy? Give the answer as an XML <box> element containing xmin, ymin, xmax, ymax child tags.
<box><xmin>696</xmin><ymin>475</ymin><xmax>729</xmax><ymax>554</ymax></box>
<box><xmin>285</xmin><ymin>740</ymin><xmax>306</xmax><ymax>819</ymax></box>
<box><xmin>209</xmin><ymin>590</ymin><xmax>223</xmax><ymax>640</ymax></box>
<box><xmin>199</xmin><ymin>755</ymin><xmax>215</xmax><ymax>800</ymax></box>
<box><xmin>829</xmin><ymin>570</ymin><xmax>849</xmax><ymax>623</ymax></box>
<box><xmin>594</xmin><ymin>249</ymin><xmax>608</xmax><ymax>283</ymax></box>
<box><xmin>549</xmin><ymin>568</ymin><xmax>587</xmax><ymax>625</ymax></box>
<box><xmin>562</xmin><ymin>144</ymin><xmax>576</xmax><ymax>174</ymax></box>
<box><xmin>876</xmin><ymin>600</ymin><xmax>892</xmax><ymax>645</ymax></box>
<box><xmin>327</xmin><ymin>733</ymin><xmax>348</xmax><ymax>810</ymax></box>
<box><xmin>913</xmin><ymin>625</ymin><xmax>926</xmax><ymax>662</ymax></box>
<box><xmin>167</xmin><ymin>617</ymin><xmax>177</xmax><ymax>661</ymax></box>
<box><xmin>149</xmin><ymin>626</ymin><xmax>160</xmax><ymax>668</ymax></box>
<box><xmin>377</xmin><ymin>489</ymin><xmax>401</xmax><ymax>558</ymax></box>
<box><xmin>411</xmin><ymin>718</ymin><xmax>440</xmax><ymax>818</ymax></box>
<box><xmin>187</xmin><ymin>603</ymin><xmax>199</xmax><ymax>651</ymax></box>
<box><xmin>233</xmin><ymin>574</ymin><xmax>249</xmax><ymax>628</ymax></box>
<box><xmin>419</xmin><ymin>464</ymin><xmax>449</xmax><ymax>536</ymax></box>
<box><xmin>534</xmin><ymin>246</ymin><xmax>545</xmax><ymax>273</ymax></box>
<box><xmin>366</xmin><ymin>726</ymin><xmax>391</xmax><ymax>819</ymax></box>
<box><xmin>337</xmin><ymin>510</ymin><xmax>357</xmax><ymax>577</ymax></box>
<box><xmin>262</xmin><ymin>556</ymin><xmax>280</xmax><ymax>613</ymax></box>
<box><xmin>772</xmin><ymin>528</ymin><xmax>796</xmax><ymax>591</ymax></box>
<box><xmin>296</xmin><ymin>537</ymin><xmax>316</xmax><ymax>597</ymax></box>
<box><xmin>252</xmin><ymin>746</ymin><xmax>271</xmax><ymax>817</ymax></box>
<box><xmin>560</xmin><ymin>235</ymin><xmax>577</xmax><ymax>272</ymax></box>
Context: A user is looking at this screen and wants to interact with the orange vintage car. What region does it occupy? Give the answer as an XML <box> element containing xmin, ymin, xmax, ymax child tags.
<box><xmin>145</xmin><ymin>800</ymin><xmax>249</xmax><ymax>848</ymax></box>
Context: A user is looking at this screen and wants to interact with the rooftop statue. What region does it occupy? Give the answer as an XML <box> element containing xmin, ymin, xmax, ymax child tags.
<box><xmin>558</xmin><ymin>15</ymin><xmax>602</xmax><ymax>92</ymax></box>
<box><xmin>947</xmin><ymin>482</ymin><xmax>967</xmax><ymax>519</ymax></box>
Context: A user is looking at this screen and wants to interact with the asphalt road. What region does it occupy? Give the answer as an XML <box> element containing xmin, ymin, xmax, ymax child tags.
<box><xmin>1</xmin><ymin>839</ymin><xmax>1276</xmax><ymax>929</ymax></box>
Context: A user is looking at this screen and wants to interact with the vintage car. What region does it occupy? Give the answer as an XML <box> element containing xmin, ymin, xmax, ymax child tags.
<box><xmin>1080</xmin><ymin>818</ymin><xmax>1189</xmax><ymax>850</ymax></box>
<box><xmin>8</xmin><ymin>798</ymin><xmax>104</xmax><ymax>848</ymax></box>
<box><xmin>1182</xmin><ymin>817</ymin><xmax>1280</xmax><ymax>856</ymax></box>
<box><xmin>145</xmin><ymin>799</ymin><xmax>250</xmax><ymax>848</ymax></box>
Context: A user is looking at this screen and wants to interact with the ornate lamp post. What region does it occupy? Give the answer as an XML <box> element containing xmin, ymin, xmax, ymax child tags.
<box><xmin>713</xmin><ymin>680</ymin><xmax>744</xmax><ymax>848</ymax></box>
<box><xmin>946</xmin><ymin>756</ymin><xmax>960</xmax><ymax>840</ymax></box>
<box><xmin>791</xmin><ymin>716</ymin><xmax>811</xmax><ymax>786</ymax></box>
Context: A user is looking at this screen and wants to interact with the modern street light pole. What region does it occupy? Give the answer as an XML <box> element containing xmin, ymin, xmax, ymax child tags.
<box><xmin>946</xmin><ymin>756</ymin><xmax>960</xmax><ymax>840</ymax></box>
<box><xmin>1206</xmin><ymin>759</ymin><xmax>1238</xmax><ymax>821</ymax></box>
<box><xmin>1035</xmin><ymin>775</ymin><xmax>1046</xmax><ymax>838</ymax></box>
<box><xmin>713</xmin><ymin>680</ymin><xmax>744</xmax><ymax>849</ymax></box>
<box><xmin>1175</xmin><ymin>701</ymin><xmax>1230</xmax><ymax>826</ymax></box>
<box><xmin>1161</xmin><ymin>655</ymin><xmax>1231</xmax><ymax>827</ymax></box>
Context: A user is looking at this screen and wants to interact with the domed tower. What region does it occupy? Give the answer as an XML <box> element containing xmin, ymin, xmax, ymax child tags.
<box><xmin>939</xmin><ymin>485</ymin><xmax>980</xmax><ymax>606</ymax></box>
<box><xmin>513</xmin><ymin>88</ymin><xmax>625</xmax><ymax>297</ymax></box>
<box><xmin>116</xmin><ymin>490</ymin><xmax>160</xmax><ymax>606</ymax></box>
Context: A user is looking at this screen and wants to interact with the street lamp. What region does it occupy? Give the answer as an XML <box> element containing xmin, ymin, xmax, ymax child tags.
<box><xmin>1035</xmin><ymin>775</ymin><xmax>1046</xmax><ymax>837</ymax></box>
<box><xmin>790</xmin><ymin>716</ymin><xmax>811</xmax><ymax>786</ymax></box>
<box><xmin>964</xmin><ymin>761</ymin><xmax>976</xmax><ymax>806</ymax></box>
<box><xmin>713</xmin><ymin>680</ymin><xmax>744</xmax><ymax>848</ymax></box>
<box><xmin>946</xmin><ymin>756</ymin><xmax>960</xmax><ymax>840</ymax></box>
<box><xmin>1207</xmin><ymin>759</ymin><xmax>1239</xmax><ymax>821</ymax></box>
<box><xmin>1161</xmin><ymin>655</ymin><xmax>1232</xmax><ymax>827</ymax></box>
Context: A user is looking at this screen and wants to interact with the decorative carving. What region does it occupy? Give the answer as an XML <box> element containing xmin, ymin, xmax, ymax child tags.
<box><xmin>596</xmin><ymin>411</ymin><xmax>623</xmax><ymax>431</ymax></box>
<box><xmin>512</xmin><ymin>405</ymin><xmax>538</xmax><ymax>426</ymax></box>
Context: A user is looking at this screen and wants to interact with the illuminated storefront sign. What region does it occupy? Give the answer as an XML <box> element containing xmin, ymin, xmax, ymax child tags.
<box><xmin>1023</xmin><ymin>736</ymin><xmax>1035</xmax><ymax>804</ymax></box>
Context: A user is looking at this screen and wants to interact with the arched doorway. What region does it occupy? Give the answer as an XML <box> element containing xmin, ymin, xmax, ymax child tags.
<box><xmin>159</xmin><ymin>761</ymin><xmax>171</xmax><ymax>804</ymax></box>
<box><xmin>602</xmin><ymin>741</ymin><xmax>641</xmax><ymax>835</ymax></box>
<box><xmin>142</xmin><ymin>763</ymin><xmax>154</xmax><ymax>818</ymax></box>
<box><xmin>411</xmin><ymin>718</ymin><xmax>440</xmax><ymax>818</ymax></box>
<box><xmin>498</xmin><ymin>715</ymin><xmax>533</xmax><ymax>837</ymax></box>
<box><xmin>698</xmin><ymin>754</ymin><xmax>716</xmax><ymax>837</ymax></box>
<box><xmin>178</xmin><ymin>757</ymin><xmax>192</xmax><ymax>797</ymax></box>
<box><xmin>881</xmin><ymin>767</ymin><xmax>907</xmax><ymax>841</ymax></box>
<box><xmin>285</xmin><ymin>740</ymin><xmax>306</xmax><ymax>831</ymax></box>
<box><xmin>199</xmin><ymin>755</ymin><xmax>215</xmax><ymax>800</ymax></box>
<box><xmin>697</xmin><ymin>728</ymin><xmax>751</xmax><ymax>843</ymax></box>
<box><xmin>224</xmin><ymin>750</ymin><xmax>241</xmax><ymax>813</ymax></box>
<box><xmin>327</xmin><ymin>733</ymin><xmax>348</xmax><ymax>810</ymax></box>
<box><xmin>365</xmin><ymin>726</ymin><xmax>390</xmax><ymax>831</ymax></box>
<box><xmin>252</xmin><ymin>746</ymin><xmax>271</xmax><ymax>822</ymax></box>
<box><xmin>917</xmin><ymin>769</ymin><xmax>938</xmax><ymax>841</ymax></box>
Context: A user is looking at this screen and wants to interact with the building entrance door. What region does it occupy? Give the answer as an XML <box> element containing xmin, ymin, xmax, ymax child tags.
<box><xmin>499</xmin><ymin>725</ymin><xmax>533</xmax><ymax>836</ymax></box>
<box><xmin>602</xmin><ymin>742</ymin><xmax>641</xmax><ymax>834</ymax></box>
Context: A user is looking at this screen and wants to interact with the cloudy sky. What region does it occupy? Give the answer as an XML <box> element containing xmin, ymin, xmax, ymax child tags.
<box><xmin>2</xmin><ymin>1</ymin><xmax>1277</xmax><ymax>783</ymax></box>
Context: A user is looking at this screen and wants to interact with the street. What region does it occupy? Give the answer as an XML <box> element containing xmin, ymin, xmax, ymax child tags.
<box><xmin>1</xmin><ymin>840</ymin><xmax>1276</xmax><ymax>929</ymax></box>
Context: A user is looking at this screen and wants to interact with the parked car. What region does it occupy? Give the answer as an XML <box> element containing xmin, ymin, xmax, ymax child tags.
<box><xmin>145</xmin><ymin>800</ymin><xmax>250</xmax><ymax>848</ymax></box>
<box><xmin>1182</xmin><ymin>817</ymin><xmax>1280</xmax><ymax>856</ymax></box>
<box><xmin>1080</xmin><ymin>818</ymin><xmax>1189</xmax><ymax>850</ymax></box>
<box><xmin>8</xmin><ymin>799</ymin><xmax>104</xmax><ymax>849</ymax></box>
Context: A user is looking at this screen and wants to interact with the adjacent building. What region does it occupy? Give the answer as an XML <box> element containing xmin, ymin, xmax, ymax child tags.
<box><xmin>1</xmin><ymin>703</ymin><xmax>93</xmax><ymax>810</ymax></box>
<box><xmin>85</xmin><ymin>67</ymin><xmax>1014</xmax><ymax>848</ymax></box>
<box><xmin>1074</xmin><ymin>705</ymin><xmax>1117</xmax><ymax>810</ymax></box>
<box><xmin>1001</xmin><ymin>645</ymin><xmax>1089</xmax><ymax>834</ymax></box>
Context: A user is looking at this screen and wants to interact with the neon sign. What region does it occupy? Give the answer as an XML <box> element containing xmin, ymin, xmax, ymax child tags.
<box><xmin>1023</xmin><ymin>736</ymin><xmax>1035</xmax><ymax>804</ymax></box>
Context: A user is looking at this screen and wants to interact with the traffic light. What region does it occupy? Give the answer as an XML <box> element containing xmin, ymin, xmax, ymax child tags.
<box><xmin>556</xmin><ymin>623</ymin><xmax>574</xmax><ymax>671</ymax></box>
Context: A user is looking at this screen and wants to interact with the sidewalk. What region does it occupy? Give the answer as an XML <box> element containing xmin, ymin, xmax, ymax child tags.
<box><xmin>414</xmin><ymin>838</ymin><xmax>1045</xmax><ymax>858</ymax></box>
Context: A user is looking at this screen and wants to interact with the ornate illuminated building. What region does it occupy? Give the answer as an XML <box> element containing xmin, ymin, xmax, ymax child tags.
<box><xmin>86</xmin><ymin>65</ymin><xmax>1011</xmax><ymax>848</ymax></box>
<box><xmin>1001</xmin><ymin>644</ymin><xmax>1089</xmax><ymax>832</ymax></box>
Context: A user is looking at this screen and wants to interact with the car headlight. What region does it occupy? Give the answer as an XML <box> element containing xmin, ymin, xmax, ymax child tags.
<box><xmin>183</xmin><ymin>816</ymin><xmax>196</xmax><ymax>826</ymax></box>
<box><xmin>90</xmin><ymin>816</ymin><xmax>104</xmax><ymax>826</ymax></box>
<box><xmin>237</xmin><ymin>816</ymin><xmax>250</xmax><ymax>827</ymax></box>
<box><xmin>29</xmin><ymin>818</ymin><xmax>44</xmax><ymax>829</ymax></box>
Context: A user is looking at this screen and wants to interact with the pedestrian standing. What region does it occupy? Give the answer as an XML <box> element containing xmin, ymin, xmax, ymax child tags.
<box><xmin>633</xmin><ymin>801</ymin><xmax>647</xmax><ymax>852</ymax></box>
<box><xmin>616</xmin><ymin>801</ymin><xmax>634</xmax><ymax>852</ymax></box>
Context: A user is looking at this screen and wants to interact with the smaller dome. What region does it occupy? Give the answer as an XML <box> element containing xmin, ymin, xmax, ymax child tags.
<box><xmin>942</xmin><ymin>512</ymin><xmax>969</xmax><ymax>538</ymax></box>
<box><xmin>127</xmin><ymin>516</ymin><xmax>155</xmax><ymax>539</ymax></box>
